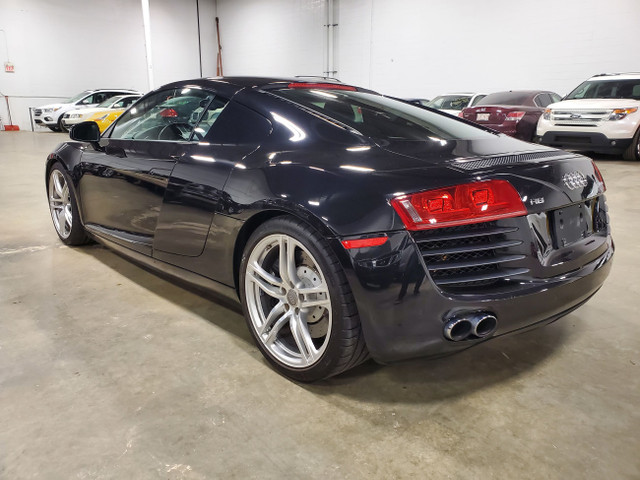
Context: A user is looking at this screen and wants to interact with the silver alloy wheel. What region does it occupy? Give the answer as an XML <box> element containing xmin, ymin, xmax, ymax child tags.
<box><xmin>244</xmin><ymin>233</ymin><xmax>332</xmax><ymax>368</ymax></box>
<box><xmin>48</xmin><ymin>170</ymin><xmax>73</xmax><ymax>239</ymax></box>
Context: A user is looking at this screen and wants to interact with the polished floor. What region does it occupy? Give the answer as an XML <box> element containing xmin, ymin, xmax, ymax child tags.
<box><xmin>1</xmin><ymin>131</ymin><xmax>639</xmax><ymax>479</ymax></box>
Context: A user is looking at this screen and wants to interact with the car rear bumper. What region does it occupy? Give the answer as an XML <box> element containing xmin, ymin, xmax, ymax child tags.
<box><xmin>335</xmin><ymin>228</ymin><xmax>614</xmax><ymax>364</ymax></box>
<box><xmin>539</xmin><ymin>131</ymin><xmax>633</xmax><ymax>154</ymax></box>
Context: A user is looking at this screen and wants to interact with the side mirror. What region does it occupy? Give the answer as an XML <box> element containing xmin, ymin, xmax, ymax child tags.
<box><xmin>70</xmin><ymin>121</ymin><xmax>101</xmax><ymax>142</ymax></box>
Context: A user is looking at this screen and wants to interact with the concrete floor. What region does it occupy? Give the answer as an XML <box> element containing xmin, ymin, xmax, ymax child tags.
<box><xmin>1</xmin><ymin>131</ymin><xmax>639</xmax><ymax>479</ymax></box>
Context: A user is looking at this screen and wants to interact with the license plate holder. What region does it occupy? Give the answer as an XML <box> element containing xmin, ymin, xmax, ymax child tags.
<box><xmin>550</xmin><ymin>203</ymin><xmax>593</xmax><ymax>248</ymax></box>
<box><xmin>476</xmin><ymin>113</ymin><xmax>490</xmax><ymax>121</ymax></box>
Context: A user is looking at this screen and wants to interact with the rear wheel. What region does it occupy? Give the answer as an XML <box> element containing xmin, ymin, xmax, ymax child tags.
<box><xmin>58</xmin><ymin>116</ymin><xmax>68</xmax><ymax>133</ymax></box>
<box><xmin>239</xmin><ymin>216</ymin><xmax>369</xmax><ymax>382</ymax></box>
<box><xmin>47</xmin><ymin>163</ymin><xmax>90</xmax><ymax>245</ymax></box>
<box><xmin>622</xmin><ymin>127</ymin><xmax>640</xmax><ymax>161</ymax></box>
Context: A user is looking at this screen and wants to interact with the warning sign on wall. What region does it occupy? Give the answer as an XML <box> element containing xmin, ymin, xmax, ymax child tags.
<box><xmin>4</xmin><ymin>62</ymin><xmax>15</xmax><ymax>73</ymax></box>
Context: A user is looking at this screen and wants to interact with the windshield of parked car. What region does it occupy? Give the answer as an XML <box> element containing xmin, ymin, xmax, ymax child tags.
<box><xmin>565</xmin><ymin>79</ymin><xmax>640</xmax><ymax>100</ymax></box>
<box><xmin>65</xmin><ymin>91</ymin><xmax>91</xmax><ymax>104</ymax></box>
<box><xmin>426</xmin><ymin>95</ymin><xmax>471</xmax><ymax>110</ymax></box>
<box><xmin>476</xmin><ymin>92</ymin><xmax>533</xmax><ymax>106</ymax></box>
<box><xmin>271</xmin><ymin>89</ymin><xmax>496</xmax><ymax>141</ymax></box>
<box><xmin>96</xmin><ymin>97</ymin><xmax>121</xmax><ymax>109</ymax></box>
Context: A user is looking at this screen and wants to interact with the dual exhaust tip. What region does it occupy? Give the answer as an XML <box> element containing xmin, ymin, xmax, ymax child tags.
<box><xmin>443</xmin><ymin>312</ymin><xmax>498</xmax><ymax>342</ymax></box>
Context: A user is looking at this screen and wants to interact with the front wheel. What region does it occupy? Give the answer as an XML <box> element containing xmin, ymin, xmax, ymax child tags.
<box><xmin>47</xmin><ymin>163</ymin><xmax>90</xmax><ymax>245</ymax></box>
<box><xmin>239</xmin><ymin>216</ymin><xmax>369</xmax><ymax>382</ymax></box>
<box><xmin>622</xmin><ymin>127</ymin><xmax>640</xmax><ymax>161</ymax></box>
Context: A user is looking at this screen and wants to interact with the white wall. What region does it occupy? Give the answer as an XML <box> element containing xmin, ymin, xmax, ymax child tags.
<box><xmin>0</xmin><ymin>0</ymin><xmax>217</xmax><ymax>129</ymax></box>
<box><xmin>217</xmin><ymin>0</ymin><xmax>640</xmax><ymax>99</ymax></box>
<box><xmin>216</xmin><ymin>0</ymin><xmax>325</xmax><ymax>77</ymax></box>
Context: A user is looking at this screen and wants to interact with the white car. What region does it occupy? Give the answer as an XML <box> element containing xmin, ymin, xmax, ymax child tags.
<box><xmin>34</xmin><ymin>89</ymin><xmax>140</xmax><ymax>132</ymax></box>
<box><xmin>61</xmin><ymin>94</ymin><xmax>141</xmax><ymax>129</ymax></box>
<box><xmin>427</xmin><ymin>93</ymin><xmax>487</xmax><ymax>116</ymax></box>
<box><xmin>536</xmin><ymin>73</ymin><xmax>640</xmax><ymax>160</ymax></box>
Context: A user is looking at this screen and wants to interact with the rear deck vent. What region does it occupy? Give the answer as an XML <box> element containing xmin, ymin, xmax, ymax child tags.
<box><xmin>452</xmin><ymin>151</ymin><xmax>568</xmax><ymax>171</ymax></box>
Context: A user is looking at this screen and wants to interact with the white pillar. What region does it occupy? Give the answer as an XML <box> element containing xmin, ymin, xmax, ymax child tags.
<box><xmin>141</xmin><ymin>0</ymin><xmax>154</xmax><ymax>91</ymax></box>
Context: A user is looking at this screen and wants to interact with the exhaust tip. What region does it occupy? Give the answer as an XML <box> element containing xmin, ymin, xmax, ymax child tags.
<box><xmin>443</xmin><ymin>318</ymin><xmax>473</xmax><ymax>342</ymax></box>
<box><xmin>443</xmin><ymin>311</ymin><xmax>498</xmax><ymax>341</ymax></box>
<box><xmin>471</xmin><ymin>314</ymin><xmax>498</xmax><ymax>338</ymax></box>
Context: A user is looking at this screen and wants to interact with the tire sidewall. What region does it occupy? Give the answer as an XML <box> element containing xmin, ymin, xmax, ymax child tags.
<box><xmin>48</xmin><ymin>163</ymin><xmax>86</xmax><ymax>245</ymax></box>
<box><xmin>239</xmin><ymin>217</ymin><xmax>347</xmax><ymax>381</ymax></box>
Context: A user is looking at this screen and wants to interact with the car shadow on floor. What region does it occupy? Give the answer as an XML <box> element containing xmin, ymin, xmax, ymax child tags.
<box><xmin>306</xmin><ymin>318</ymin><xmax>576</xmax><ymax>403</ymax></box>
<box><xmin>76</xmin><ymin>244</ymin><xmax>252</xmax><ymax>344</ymax></box>
<box><xmin>76</xmin><ymin>243</ymin><xmax>578</xmax><ymax>401</ymax></box>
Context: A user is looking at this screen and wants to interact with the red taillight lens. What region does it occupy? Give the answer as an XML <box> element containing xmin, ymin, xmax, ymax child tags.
<box><xmin>458</xmin><ymin>111</ymin><xmax>465</xmax><ymax>118</ymax></box>
<box><xmin>341</xmin><ymin>236</ymin><xmax>388</xmax><ymax>249</ymax></box>
<box><xmin>592</xmin><ymin>160</ymin><xmax>607</xmax><ymax>191</ymax></box>
<box><xmin>390</xmin><ymin>180</ymin><xmax>527</xmax><ymax>230</ymax></box>
<box><xmin>287</xmin><ymin>82</ymin><xmax>357</xmax><ymax>91</ymax></box>
<box><xmin>160</xmin><ymin>108</ymin><xmax>178</xmax><ymax>117</ymax></box>
<box><xmin>505</xmin><ymin>111</ymin><xmax>526</xmax><ymax>122</ymax></box>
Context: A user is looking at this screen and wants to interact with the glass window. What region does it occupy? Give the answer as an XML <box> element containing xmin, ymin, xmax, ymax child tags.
<box><xmin>427</xmin><ymin>95</ymin><xmax>471</xmax><ymax>110</ymax></box>
<box><xmin>550</xmin><ymin>93</ymin><xmax>562</xmax><ymax>103</ymax></box>
<box><xmin>476</xmin><ymin>92</ymin><xmax>532</xmax><ymax>106</ymax></box>
<box><xmin>566</xmin><ymin>79</ymin><xmax>640</xmax><ymax>100</ymax></box>
<box><xmin>111</xmin><ymin>87</ymin><xmax>226</xmax><ymax>141</ymax></box>
<box><xmin>470</xmin><ymin>95</ymin><xmax>486</xmax><ymax>106</ymax></box>
<box><xmin>534</xmin><ymin>93</ymin><xmax>552</xmax><ymax>107</ymax></box>
<box><xmin>270</xmin><ymin>89</ymin><xmax>495</xmax><ymax>141</ymax></box>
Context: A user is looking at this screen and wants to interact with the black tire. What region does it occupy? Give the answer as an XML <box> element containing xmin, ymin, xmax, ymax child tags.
<box><xmin>57</xmin><ymin>116</ymin><xmax>68</xmax><ymax>133</ymax></box>
<box><xmin>239</xmin><ymin>216</ymin><xmax>369</xmax><ymax>382</ymax></box>
<box><xmin>48</xmin><ymin>126</ymin><xmax>61</xmax><ymax>132</ymax></box>
<box><xmin>47</xmin><ymin>162</ymin><xmax>91</xmax><ymax>246</ymax></box>
<box><xmin>622</xmin><ymin>127</ymin><xmax>640</xmax><ymax>161</ymax></box>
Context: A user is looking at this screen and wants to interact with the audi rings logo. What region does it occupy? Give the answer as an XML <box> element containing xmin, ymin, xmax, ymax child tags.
<box><xmin>562</xmin><ymin>171</ymin><xmax>588</xmax><ymax>190</ymax></box>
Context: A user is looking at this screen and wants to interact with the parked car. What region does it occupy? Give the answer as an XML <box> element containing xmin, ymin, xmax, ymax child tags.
<box><xmin>427</xmin><ymin>93</ymin><xmax>486</xmax><ymax>115</ymax></box>
<box><xmin>536</xmin><ymin>73</ymin><xmax>640</xmax><ymax>160</ymax></box>
<box><xmin>34</xmin><ymin>89</ymin><xmax>140</xmax><ymax>132</ymax></box>
<box><xmin>460</xmin><ymin>90</ymin><xmax>562</xmax><ymax>142</ymax></box>
<box><xmin>62</xmin><ymin>94</ymin><xmax>141</xmax><ymax>131</ymax></box>
<box><xmin>46</xmin><ymin>77</ymin><xmax>613</xmax><ymax>382</ymax></box>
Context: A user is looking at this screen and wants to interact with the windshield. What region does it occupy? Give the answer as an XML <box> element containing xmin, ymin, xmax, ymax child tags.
<box><xmin>566</xmin><ymin>79</ymin><xmax>640</xmax><ymax>100</ymax></box>
<box><xmin>427</xmin><ymin>95</ymin><xmax>471</xmax><ymax>110</ymax></box>
<box><xmin>271</xmin><ymin>89</ymin><xmax>495</xmax><ymax>141</ymax></box>
<box><xmin>476</xmin><ymin>92</ymin><xmax>532</xmax><ymax>106</ymax></box>
<box><xmin>65</xmin><ymin>91</ymin><xmax>91</xmax><ymax>104</ymax></box>
<box><xmin>96</xmin><ymin>97</ymin><xmax>120</xmax><ymax>109</ymax></box>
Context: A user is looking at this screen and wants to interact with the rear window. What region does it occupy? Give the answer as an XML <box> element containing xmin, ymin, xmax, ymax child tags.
<box><xmin>477</xmin><ymin>92</ymin><xmax>533</xmax><ymax>106</ymax></box>
<box><xmin>566</xmin><ymin>79</ymin><xmax>640</xmax><ymax>100</ymax></box>
<box><xmin>270</xmin><ymin>89</ymin><xmax>495</xmax><ymax>141</ymax></box>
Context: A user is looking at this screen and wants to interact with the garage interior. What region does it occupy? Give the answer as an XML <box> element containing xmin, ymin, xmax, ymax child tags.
<box><xmin>1</xmin><ymin>0</ymin><xmax>639</xmax><ymax>478</ymax></box>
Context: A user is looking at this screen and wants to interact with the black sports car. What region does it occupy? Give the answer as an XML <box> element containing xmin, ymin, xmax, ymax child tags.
<box><xmin>46</xmin><ymin>77</ymin><xmax>613</xmax><ymax>382</ymax></box>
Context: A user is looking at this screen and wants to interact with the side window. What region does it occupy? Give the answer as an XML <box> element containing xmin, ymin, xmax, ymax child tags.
<box><xmin>205</xmin><ymin>101</ymin><xmax>272</xmax><ymax>145</ymax></box>
<box><xmin>110</xmin><ymin>88</ymin><xmax>219</xmax><ymax>141</ymax></box>
<box><xmin>550</xmin><ymin>93</ymin><xmax>562</xmax><ymax>103</ymax></box>
<box><xmin>470</xmin><ymin>95</ymin><xmax>486</xmax><ymax>106</ymax></box>
<box><xmin>534</xmin><ymin>93</ymin><xmax>552</xmax><ymax>107</ymax></box>
<box><xmin>79</xmin><ymin>94</ymin><xmax>96</xmax><ymax>105</ymax></box>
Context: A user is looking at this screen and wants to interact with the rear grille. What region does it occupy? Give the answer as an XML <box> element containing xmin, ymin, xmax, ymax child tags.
<box><xmin>452</xmin><ymin>151</ymin><xmax>568</xmax><ymax>171</ymax></box>
<box><xmin>411</xmin><ymin>221</ymin><xmax>529</xmax><ymax>292</ymax></box>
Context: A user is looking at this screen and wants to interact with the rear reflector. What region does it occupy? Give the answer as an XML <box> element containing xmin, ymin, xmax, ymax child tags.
<box><xmin>287</xmin><ymin>83</ymin><xmax>357</xmax><ymax>91</ymax></box>
<box><xmin>390</xmin><ymin>180</ymin><xmax>527</xmax><ymax>230</ymax></box>
<box><xmin>341</xmin><ymin>236</ymin><xmax>388</xmax><ymax>249</ymax></box>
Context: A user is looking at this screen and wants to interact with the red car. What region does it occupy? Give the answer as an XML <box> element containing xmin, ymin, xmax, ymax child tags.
<box><xmin>460</xmin><ymin>90</ymin><xmax>561</xmax><ymax>142</ymax></box>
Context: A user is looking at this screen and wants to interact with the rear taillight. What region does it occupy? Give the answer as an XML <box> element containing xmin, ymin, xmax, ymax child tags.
<box><xmin>287</xmin><ymin>83</ymin><xmax>357</xmax><ymax>91</ymax></box>
<box><xmin>390</xmin><ymin>180</ymin><xmax>527</xmax><ymax>230</ymax></box>
<box><xmin>160</xmin><ymin>108</ymin><xmax>178</xmax><ymax>117</ymax></box>
<box><xmin>504</xmin><ymin>111</ymin><xmax>526</xmax><ymax>122</ymax></box>
<box><xmin>458</xmin><ymin>111</ymin><xmax>465</xmax><ymax>118</ymax></box>
<box><xmin>592</xmin><ymin>161</ymin><xmax>607</xmax><ymax>191</ymax></box>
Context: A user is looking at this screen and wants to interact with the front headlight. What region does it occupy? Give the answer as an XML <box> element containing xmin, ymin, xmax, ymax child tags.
<box><xmin>543</xmin><ymin>108</ymin><xmax>552</xmax><ymax>120</ymax></box>
<box><xmin>43</xmin><ymin>108</ymin><xmax>53</xmax><ymax>113</ymax></box>
<box><xmin>608</xmin><ymin>107</ymin><xmax>638</xmax><ymax>121</ymax></box>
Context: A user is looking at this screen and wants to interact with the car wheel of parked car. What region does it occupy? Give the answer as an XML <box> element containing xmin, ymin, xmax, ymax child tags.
<box><xmin>47</xmin><ymin>163</ymin><xmax>91</xmax><ymax>245</ymax></box>
<box><xmin>48</xmin><ymin>126</ymin><xmax>61</xmax><ymax>132</ymax></box>
<box><xmin>57</xmin><ymin>117</ymin><xmax>69</xmax><ymax>133</ymax></box>
<box><xmin>622</xmin><ymin>127</ymin><xmax>640</xmax><ymax>161</ymax></box>
<box><xmin>239</xmin><ymin>216</ymin><xmax>369</xmax><ymax>382</ymax></box>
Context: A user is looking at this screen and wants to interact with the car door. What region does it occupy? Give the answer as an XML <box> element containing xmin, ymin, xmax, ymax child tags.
<box><xmin>76</xmin><ymin>87</ymin><xmax>218</xmax><ymax>256</ymax></box>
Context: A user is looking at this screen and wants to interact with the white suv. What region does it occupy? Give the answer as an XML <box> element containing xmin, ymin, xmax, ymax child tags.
<box><xmin>536</xmin><ymin>73</ymin><xmax>640</xmax><ymax>160</ymax></box>
<box><xmin>34</xmin><ymin>89</ymin><xmax>140</xmax><ymax>132</ymax></box>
